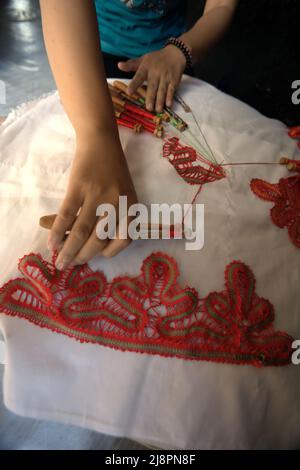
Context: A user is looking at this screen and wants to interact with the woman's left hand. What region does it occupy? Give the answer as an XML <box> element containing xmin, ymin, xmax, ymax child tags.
<box><xmin>118</xmin><ymin>45</ymin><xmax>186</xmax><ymax>113</ymax></box>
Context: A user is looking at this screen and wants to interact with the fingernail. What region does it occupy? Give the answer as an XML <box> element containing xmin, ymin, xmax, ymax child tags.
<box><xmin>70</xmin><ymin>259</ymin><xmax>85</xmax><ymax>267</ymax></box>
<box><xmin>55</xmin><ymin>257</ymin><xmax>69</xmax><ymax>271</ymax></box>
<box><xmin>47</xmin><ymin>239</ymin><xmax>54</xmax><ymax>251</ymax></box>
<box><xmin>48</xmin><ymin>235</ymin><xmax>60</xmax><ymax>252</ymax></box>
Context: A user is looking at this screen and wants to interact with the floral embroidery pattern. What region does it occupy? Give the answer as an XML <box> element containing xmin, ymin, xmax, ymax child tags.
<box><xmin>0</xmin><ymin>252</ymin><xmax>293</xmax><ymax>367</ymax></box>
<box><xmin>250</xmin><ymin>175</ymin><xmax>300</xmax><ymax>249</ymax></box>
<box><xmin>121</xmin><ymin>0</ymin><xmax>168</xmax><ymax>14</ymax></box>
<box><xmin>163</xmin><ymin>137</ymin><xmax>225</xmax><ymax>186</ymax></box>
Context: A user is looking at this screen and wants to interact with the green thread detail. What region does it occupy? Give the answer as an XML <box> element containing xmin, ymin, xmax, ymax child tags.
<box><xmin>144</xmin><ymin>256</ymin><xmax>176</xmax><ymax>295</ymax></box>
<box><xmin>205</xmin><ymin>293</ymin><xmax>230</xmax><ymax>326</ymax></box>
<box><xmin>1</xmin><ymin>253</ymin><xmax>291</xmax><ymax>367</ymax></box>
<box><xmin>14</xmin><ymin>306</ymin><xmax>283</xmax><ymax>362</ymax></box>
<box><xmin>20</xmin><ymin>254</ymin><xmax>53</xmax><ymax>282</ymax></box>
<box><xmin>67</xmin><ymin>269</ymin><xmax>79</xmax><ymax>288</ymax></box>
<box><xmin>159</xmin><ymin>290</ymin><xmax>198</xmax><ymax>336</ymax></box>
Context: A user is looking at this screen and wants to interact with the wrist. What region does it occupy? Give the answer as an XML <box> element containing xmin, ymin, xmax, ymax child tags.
<box><xmin>164</xmin><ymin>44</ymin><xmax>187</xmax><ymax>71</ymax></box>
<box><xmin>165</xmin><ymin>37</ymin><xmax>193</xmax><ymax>72</ymax></box>
<box><xmin>178</xmin><ymin>35</ymin><xmax>194</xmax><ymax>61</ymax></box>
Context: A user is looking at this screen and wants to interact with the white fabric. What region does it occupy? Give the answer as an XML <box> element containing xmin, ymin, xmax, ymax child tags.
<box><xmin>0</xmin><ymin>76</ymin><xmax>299</xmax><ymax>450</ymax></box>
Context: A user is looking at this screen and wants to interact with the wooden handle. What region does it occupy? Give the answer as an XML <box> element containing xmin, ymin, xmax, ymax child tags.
<box><xmin>40</xmin><ymin>215</ymin><xmax>184</xmax><ymax>240</ymax></box>
<box><xmin>39</xmin><ymin>214</ymin><xmax>57</xmax><ymax>230</ymax></box>
<box><xmin>136</xmin><ymin>86</ymin><xmax>147</xmax><ymax>99</ymax></box>
<box><xmin>113</xmin><ymin>80</ymin><xmax>140</xmax><ymax>101</ymax></box>
<box><xmin>111</xmin><ymin>95</ymin><xmax>126</xmax><ymax>108</ymax></box>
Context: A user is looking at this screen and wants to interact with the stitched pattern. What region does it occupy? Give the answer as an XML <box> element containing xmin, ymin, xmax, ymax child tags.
<box><xmin>163</xmin><ymin>137</ymin><xmax>225</xmax><ymax>186</ymax></box>
<box><xmin>250</xmin><ymin>175</ymin><xmax>300</xmax><ymax>248</ymax></box>
<box><xmin>0</xmin><ymin>252</ymin><xmax>293</xmax><ymax>366</ymax></box>
<box><xmin>121</xmin><ymin>0</ymin><xmax>168</xmax><ymax>14</ymax></box>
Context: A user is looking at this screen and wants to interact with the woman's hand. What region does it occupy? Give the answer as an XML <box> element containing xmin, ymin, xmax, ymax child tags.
<box><xmin>49</xmin><ymin>131</ymin><xmax>137</xmax><ymax>270</ymax></box>
<box><xmin>118</xmin><ymin>45</ymin><xmax>186</xmax><ymax>113</ymax></box>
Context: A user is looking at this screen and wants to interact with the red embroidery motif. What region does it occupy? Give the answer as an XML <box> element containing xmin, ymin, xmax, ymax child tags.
<box><xmin>250</xmin><ymin>175</ymin><xmax>300</xmax><ymax>248</ymax></box>
<box><xmin>0</xmin><ymin>252</ymin><xmax>293</xmax><ymax>367</ymax></box>
<box><xmin>163</xmin><ymin>137</ymin><xmax>225</xmax><ymax>185</ymax></box>
<box><xmin>288</xmin><ymin>126</ymin><xmax>300</xmax><ymax>149</ymax></box>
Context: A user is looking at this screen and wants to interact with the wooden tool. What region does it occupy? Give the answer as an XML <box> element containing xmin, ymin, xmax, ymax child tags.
<box><xmin>110</xmin><ymin>82</ymin><xmax>187</xmax><ymax>131</ymax></box>
<box><xmin>280</xmin><ymin>156</ymin><xmax>300</xmax><ymax>172</ymax></box>
<box><xmin>40</xmin><ymin>215</ymin><xmax>186</xmax><ymax>239</ymax></box>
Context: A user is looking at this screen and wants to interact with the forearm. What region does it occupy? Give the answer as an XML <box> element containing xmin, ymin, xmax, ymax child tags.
<box><xmin>39</xmin><ymin>0</ymin><xmax>117</xmax><ymax>139</ymax></box>
<box><xmin>180</xmin><ymin>0</ymin><xmax>238</xmax><ymax>64</ymax></box>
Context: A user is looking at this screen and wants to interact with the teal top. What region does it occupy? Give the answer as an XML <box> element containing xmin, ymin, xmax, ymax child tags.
<box><xmin>94</xmin><ymin>1</ymin><xmax>187</xmax><ymax>58</ymax></box>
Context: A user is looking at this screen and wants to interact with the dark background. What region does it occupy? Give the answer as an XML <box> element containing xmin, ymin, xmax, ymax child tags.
<box><xmin>0</xmin><ymin>0</ymin><xmax>299</xmax><ymax>124</ymax></box>
<box><xmin>190</xmin><ymin>0</ymin><xmax>300</xmax><ymax>126</ymax></box>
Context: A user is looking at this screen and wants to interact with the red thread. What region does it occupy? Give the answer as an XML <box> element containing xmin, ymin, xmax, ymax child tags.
<box><xmin>250</xmin><ymin>175</ymin><xmax>300</xmax><ymax>249</ymax></box>
<box><xmin>288</xmin><ymin>126</ymin><xmax>300</xmax><ymax>149</ymax></box>
<box><xmin>0</xmin><ymin>252</ymin><xmax>293</xmax><ymax>367</ymax></box>
<box><xmin>117</xmin><ymin>119</ymin><xmax>141</xmax><ymax>133</ymax></box>
<box><xmin>162</xmin><ymin>137</ymin><xmax>225</xmax><ymax>186</ymax></box>
<box><xmin>123</xmin><ymin>111</ymin><xmax>156</xmax><ymax>131</ymax></box>
<box><xmin>288</xmin><ymin>126</ymin><xmax>300</xmax><ymax>139</ymax></box>
<box><xmin>125</xmin><ymin>103</ymin><xmax>157</xmax><ymax>122</ymax></box>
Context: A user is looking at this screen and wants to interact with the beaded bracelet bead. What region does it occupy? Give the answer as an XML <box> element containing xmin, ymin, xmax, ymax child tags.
<box><xmin>165</xmin><ymin>37</ymin><xmax>193</xmax><ymax>73</ymax></box>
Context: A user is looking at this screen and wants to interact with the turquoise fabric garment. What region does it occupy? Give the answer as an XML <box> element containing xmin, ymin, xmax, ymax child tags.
<box><xmin>94</xmin><ymin>0</ymin><xmax>187</xmax><ymax>58</ymax></box>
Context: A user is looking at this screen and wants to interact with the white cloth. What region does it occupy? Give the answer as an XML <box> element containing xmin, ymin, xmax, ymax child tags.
<box><xmin>0</xmin><ymin>77</ymin><xmax>299</xmax><ymax>449</ymax></box>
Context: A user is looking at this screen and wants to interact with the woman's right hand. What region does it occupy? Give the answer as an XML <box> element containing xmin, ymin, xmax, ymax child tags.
<box><xmin>49</xmin><ymin>130</ymin><xmax>138</xmax><ymax>271</ymax></box>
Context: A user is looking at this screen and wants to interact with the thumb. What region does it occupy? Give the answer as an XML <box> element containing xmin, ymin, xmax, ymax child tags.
<box><xmin>118</xmin><ymin>58</ymin><xmax>141</xmax><ymax>72</ymax></box>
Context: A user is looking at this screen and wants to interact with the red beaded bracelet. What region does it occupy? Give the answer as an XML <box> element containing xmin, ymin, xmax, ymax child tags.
<box><xmin>165</xmin><ymin>37</ymin><xmax>193</xmax><ymax>73</ymax></box>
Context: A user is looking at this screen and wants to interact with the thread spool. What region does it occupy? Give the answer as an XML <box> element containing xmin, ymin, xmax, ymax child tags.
<box><xmin>287</xmin><ymin>163</ymin><xmax>300</xmax><ymax>172</ymax></box>
<box><xmin>108</xmin><ymin>83</ymin><xmax>120</xmax><ymax>95</ymax></box>
<box><xmin>279</xmin><ymin>157</ymin><xmax>289</xmax><ymax>165</ymax></box>
<box><xmin>111</xmin><ymin>95</ymin><xmax>126</xmax><ymax>108</ymax></box>
<box><xmin>117</xmin><ymin>119</ymin><xmax>142</xmax><ymax>133</ymax></box>
<box><xmin>114</xmin><ymin>109</ymin><xmax>123</xmax><ymax>119</ymax></box>
<box><xmin>113</xmin><ymin>80</ymin><xmax>140</xmax><ymax>101</ymax></box>
<box><xmin>279</xmin><ymin>157</ymin><xmax>300</xmax><ymax>172</ymax></box>
<box><xmin>160</xmin><ymin>112</ymin><xmax>170</xmax><ymax>122</ymax></box>
<box><xmin>124</xmin><ymin>112</ymin><xmax>156</xmax><ymax>131</ymax></box>
<box><xmin>125</xmin><ymin>102</ymin><xmax>160</xmax><ymax>124</ymax></box>
<box><xmin>136</xmin><ymin>86</ymin><xmax>147</xmax><ymax>100</ymax></box>
<box><xmin>154</xmin><ymin>127</ymin><xmax>163</xmax><ymax>138</ymax></box>
<box><xmin>40</xmin><ymin>215</ymin><xmax>182</xmax><ymax>240</ymax></box>
<box><xmin>288</xmin><ymin>126</ymin><xmax>300</xmax><ymax>139</ymax></box>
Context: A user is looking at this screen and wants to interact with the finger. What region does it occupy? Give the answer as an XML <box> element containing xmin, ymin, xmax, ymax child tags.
<box><xmin>48</xmin><ymin>193</ymin><xmax>82</xmax><ymax>252</ymax></box>
<box><xmin>128</xmin><ymin>66</ymin><xmax>147</xmax><ymax>95</ymax></box>
<box><xmin>166</xmin><ymin>81</ymin><xmax>177</xmax><ymax>108</ymax></box>
<box><xmin>71</xmin><ymin>227</ymin><xmax>109</xmax><ymax>266</ymax></box>
<box><xmin>102</xmin><ymin>236</ymin><xmax>132</xmax><ymax>259</ymax></box>
<box><xmin>146</xmin><ymin>75</ymin><xmax>159</xmax><ymax>112</ymax></box>
<box><xmin>55</xmin><ymin>201</ymin><xmax>97</xmax><ymax>270</ymax></box>
<box><xmin>118</xmin><ymin>58</ymin><xmax>141</xmax><ymax>73</ymax></box>
<box><xmin>102</xmin><ymin>218</ymin><xmax>132</xmax><ymax>258</ymax></box>
<box><xmin>155</xmin><ymin>79</ymin><xmax>168</xmax><ymax>113</ymax></box>
<box><xmin>71</xmin><ymin>202</ymin><xmax>119</xmax><ymax>265</ymax></box>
